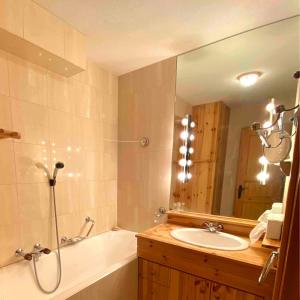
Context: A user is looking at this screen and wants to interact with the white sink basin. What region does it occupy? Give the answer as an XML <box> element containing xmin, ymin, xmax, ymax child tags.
<box><xmin>170</xmin><ymin>228</ymin><xmax>249</xmax><ymax>251</ymax></box>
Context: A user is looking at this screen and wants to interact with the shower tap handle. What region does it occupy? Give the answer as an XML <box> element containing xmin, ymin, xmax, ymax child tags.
<box><xmin>41</xmin><ymin>248</ymin><xmax>51</xmax><ymax>254</ymax></box>
<box><xmin>15</xmin><ymin>248</ymin><xmax>33</xmax><ymax>261</ymax></box>
<box><xmin>33</xmin><ymin>243</ymin><xmax>51</xmax><ymax>255</ymax></box>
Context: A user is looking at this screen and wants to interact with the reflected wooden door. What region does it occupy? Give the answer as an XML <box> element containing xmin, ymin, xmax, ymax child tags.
<box><xmin>234</xmin><ymin>127</ymin><xmax>285</xmax><ymax>219</ymax></box>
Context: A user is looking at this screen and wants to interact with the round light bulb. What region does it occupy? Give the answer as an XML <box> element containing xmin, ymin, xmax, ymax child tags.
<box><xmin>189</xmin><ymin>147</ymin><xmax>194</xmax><ymax>154</ymax></box>
<box><xmin>187</xmin><ymin>160</ymin><xmax>192</xmax><ymax>166</ymax></box>
<box><xmin>178</xmin><ymin>172</ymin><xmax>186</xmax><ymax>182</ymax></box>
<box><xmin>181</xmin><ymin>118</ymin><xmax>188</xmax><ymax>126</ymax></box>
<box><xmin>179</xmin><ymin>146</ymin><xmax>187</xmax><ymax>154</ymax></box>
<box><xmin>266</xmin><ymin>102</ymin><xmax>275</xmax><ymax>113</ymax></box>
<box><xmin>257</xmin><ymin>171</ymin><xmax>270</xmax><ymax>182</ymax></box>
<box><xmin>189</xmin><ymin>134</ymin><xmax>195</xmax><ymax>141</ymax></box>
<box><xmin>180</xmin><ymin>130</ymin><xmax>189</xmax><ymax>140</ymax></box>
<box><xmin>187</xmin><ymin>173</ymin><xmax>192</xmax><ymax>180</ymax></box>
<box><xmin>179</xmin><ymin>159</ymin><xmax>187</xmax><ymax>167</ymax></box>
<box><xmin>258</xmin><ymin>156</ymin><xmax>269</xmax><ymax>165</ymax></box>
<box><xmin>190</xmin><ymin>122</ymin><xmax>195</xmax><ymax>128</ymax></box>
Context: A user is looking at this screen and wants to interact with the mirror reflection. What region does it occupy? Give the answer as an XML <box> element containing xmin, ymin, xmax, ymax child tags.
<box><xmin>170</xmin><ymin>17</ymin><xmax>299</xmax><ymax>220</ymax></box>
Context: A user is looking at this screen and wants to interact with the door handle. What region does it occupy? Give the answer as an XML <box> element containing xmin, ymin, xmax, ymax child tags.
<box><xmin>258</xmin><ymin>250</ymin><xmax>279</xmax><ymax>284</ymax></box>
<box><xmin>237</xmin><ymin>185</ymin><xmax>245</xmax><ymax>199</ymax></box>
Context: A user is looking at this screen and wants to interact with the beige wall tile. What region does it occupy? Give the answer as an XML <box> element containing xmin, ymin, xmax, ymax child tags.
<box><xmin>47</xmin><ymin>72</ymin><xmax>72</xmax><ymax>113</ymax></box>
<box><xmin>13</xmin><ymin>143</ymin><xmax>50</xmax><ymax>183</ymax></box>
<box><xmin>0</xmin><ymin>224</ymin><xmax>20</xmax><ymax>266</ymax></box>
<box><xmin>118</xmin><ymin>58</ymin><xmax>176</xmax><ymax>231</ymax></box>
<box><xmin>8</xmin><ymin>56</ymin><xmax>47</xmax><ymax>105</ymax></box>
<box><xmin>0</xmin><ymin>51</ymin><xmax>9</xmax><ymax>96</ymax></box>
<box><xmin>0</xmin><ymin>94</ymin><xmax>12</xmax><ymax>129</ymax></box>
<box><xmin>11</xmin><ymin>99</ymin><xmax>49</xmax><ymax>145</ymax></box>
<box><xmin>48</xmin><ymin>109</ymin><xmax>74</xmax><ymax>148</ymax></box>
<box><xmin>0</xmin><ymin>184</ymin><xmax>18</xmax><ymax>226</ymax></box>
<box><xmin>55</xmin><ymin>181</ymin><xmax>80</xmax><ymax>216</ymax></box>
<box><xmin>0</xmin><ymin>141</ymin><xmax>16</xmax><ymax>184</ymax></box>
<box><xmin>17</xmin><ymin>183</ymin><xmax>50</xmax><ymax>222</ymax></box>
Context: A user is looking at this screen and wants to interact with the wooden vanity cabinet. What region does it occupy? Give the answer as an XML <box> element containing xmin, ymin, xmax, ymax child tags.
<box><xmin>139</xmin><ymin>259</ymin><xmax>263</xmax><ymax>300</ymax></box>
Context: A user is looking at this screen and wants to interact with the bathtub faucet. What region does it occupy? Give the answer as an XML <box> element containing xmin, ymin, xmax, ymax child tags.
<box><xmin>61</xmin><ymin>216</ymin><xmax>95</xmax><ymax>247</ymax></box>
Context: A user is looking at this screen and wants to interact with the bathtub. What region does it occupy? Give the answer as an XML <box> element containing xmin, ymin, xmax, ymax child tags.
<box><xmin>0</xmin><ymin>230</ymin><xmax>137</xmax><ymax>300</ymax></box>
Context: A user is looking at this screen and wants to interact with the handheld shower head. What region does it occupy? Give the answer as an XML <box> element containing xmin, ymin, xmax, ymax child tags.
<box><xmin>53</xmin><ymin>162</ymin><xmax>64</xmax><ymax>179</ymax></box>
<box><xmin>50</xmin><ymin>162</ymin><xmax>64</xmax><ymax>186</ymax></box>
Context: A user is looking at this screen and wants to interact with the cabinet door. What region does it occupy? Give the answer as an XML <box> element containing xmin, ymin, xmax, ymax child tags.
<box><xmin>0</xmin><ymin>0</ymin><xmax>24</xmax><ymax>37</ymax></box>
<box><xmin>24</xmin><ymin>0</ymin><xmax>65</xmax><ymax>57</ymax></box>
<box><xmin>180</xmin><ymin>273</ymin><xmax>211</xmax><ymax>300</ymax></box>
<box><xmin>210</xmin><ymin>283</ymin><xmax>264</xmax><ymax>300</ymax></box>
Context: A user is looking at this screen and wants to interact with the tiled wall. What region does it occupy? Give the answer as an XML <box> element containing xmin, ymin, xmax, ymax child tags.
<box><xmin>0</xmin><ymin>50</ymin><xmax>118</xmax><ymax>267</ymax></box>
<box><xmin>118</xmin><ymin>58</ymin><xmax>176</xmax><ymax>232</ymax></box>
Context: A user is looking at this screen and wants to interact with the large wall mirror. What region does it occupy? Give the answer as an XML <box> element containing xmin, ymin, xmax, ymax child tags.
<box><xmin>170</xmin><ymin>17</ymin><xmax>299</xmax><ymax>220</ymax></box>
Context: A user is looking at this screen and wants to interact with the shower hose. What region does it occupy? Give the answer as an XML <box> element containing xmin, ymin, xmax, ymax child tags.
<box><xmin>32</xmin><ymin>185</ymin><xmax>62</xmax><ymax>293</ymax></box>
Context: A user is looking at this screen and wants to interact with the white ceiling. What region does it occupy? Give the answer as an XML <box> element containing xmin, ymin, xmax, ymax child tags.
<box><xmin>176</xmin><ymin>17</ymin><xmax>300</xmax><ymax>107</ymax></box>
<box><xmin>34</xmin><ymin>0</ymin><xmax>299</xmax><ymax>75</ymax></box>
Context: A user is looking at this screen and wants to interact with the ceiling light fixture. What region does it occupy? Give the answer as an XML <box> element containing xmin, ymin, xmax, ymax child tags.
<box><xmin>237</xmin><ymin>71</ymin><xmax>262</xmax><ymax>87</ymax></box>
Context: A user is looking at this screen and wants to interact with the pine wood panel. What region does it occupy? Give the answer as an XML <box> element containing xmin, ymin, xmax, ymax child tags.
<box><xmin>211</xmin><ymin>283</ymin><xmax>263</xmax><ymax>300</ymax></box>
<box><xmin>176</xmin><ymin>101</ymin><xmax>230</xmax><ymax>214</ymax></box>
<box><xmin>139</xmin><ymin>259</ymin><xmax>264</xmax><ymax>300</ymax></box>
<box><xmin>139</xmin><ymin>259</ymin><xmax>211</xmax><ymax>300</ymax></box>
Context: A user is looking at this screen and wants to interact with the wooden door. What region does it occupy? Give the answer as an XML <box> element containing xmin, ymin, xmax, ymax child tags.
<box><xmin>234</xmin><ymin>127</ymin><xmax>285</xmax><ymax>219</ymax></box>
<box><xmin>210</xmin><ymin>283</ymin><xmax>263</xmax><ymax>300</ymax></box>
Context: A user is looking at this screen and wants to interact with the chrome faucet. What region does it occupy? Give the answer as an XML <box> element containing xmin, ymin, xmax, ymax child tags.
<box><xmin>15</xmin><ymin>243</ymin><xmax>51</xmax><ymax>261</ymax></box>
<box><xmin>203</xmin><ymin>221</ymin><xmax>224</xmax><ymax>233</ymax></box>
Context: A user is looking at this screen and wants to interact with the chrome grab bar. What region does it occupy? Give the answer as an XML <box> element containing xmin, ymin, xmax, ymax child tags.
<box><xmin>258</xmin><ymin>250</ymin><xmax>279</xmax><ymax>284</ymax></box>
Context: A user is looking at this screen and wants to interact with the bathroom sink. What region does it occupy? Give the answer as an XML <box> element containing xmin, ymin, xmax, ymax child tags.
<box><xmin>170</xmin><ymin>228</ymin><xmax>249</xmax><ymax>251</ymax></box>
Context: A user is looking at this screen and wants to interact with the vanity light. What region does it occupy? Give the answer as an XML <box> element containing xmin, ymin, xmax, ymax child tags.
<box><xmin>237</xmin><ymin>71</ymin><xmax>262</xmax><ymax>87</ymax></box>
<box><xmin>263</xmin><ymin>121</ymin><xmax>272</xmax><ymax>129</ymax></box>
<box><xmin>257</xmin><ymin>171</ymin><xmax>270</xmax><ymax>185</ymax></box>
<box><xmin>181</xmin><ymin>118</ymin><xmax>188</xmax><ymax>126</ymax></box>
<box><xmin>178</xmin><ymin>172</ymin><xmax>186</xmax><ymax>181</ymax></box>
<box><xmin>266</xmin><ymin>102</ymin><xmax>275</xmax><ymax>113</ymax></box>
<box><xmin>179</xmin><ymin>158</ymin><xmax>187</xmax><ymax>167</ymax></box>
<box><xmin>178</xmin><ymin>114</ymin><xmax>195</xmax><ymax>183</ymax></box>
<box><xmin>180</xmin><ymin>130</ymin><xmax>189</xmax><ymax>140</ymax></box>
<box><xmin>258</xmin><ymin>156</ymin><xmax>269</xmax><ymax>165</ymax></box>
<box><xmin>179</xmin><ymin>145</ymin><xmax>187</xmax><ymax>154</ymax></box>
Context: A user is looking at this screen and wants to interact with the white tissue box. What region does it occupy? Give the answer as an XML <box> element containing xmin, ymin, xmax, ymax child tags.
<box><xmin>266</xmin><ymin>213</ymin><xmax>284</xmax><ymax>240</ymax></box>
<box><xmin>271</xmin><ymin>202</ymin><xmax>283</xmax><ymax>214</ymax></box>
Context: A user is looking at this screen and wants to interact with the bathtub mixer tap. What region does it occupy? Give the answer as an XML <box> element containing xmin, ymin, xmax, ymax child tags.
<box><xmin>61</xmin><ymin>216</ymin><xmax>95</xmax><ymax>246</ymax></box>
<box><xmin>15</xmin><ymin>244</ymin><xmax>51</xmax><ymax>261</ymax></box>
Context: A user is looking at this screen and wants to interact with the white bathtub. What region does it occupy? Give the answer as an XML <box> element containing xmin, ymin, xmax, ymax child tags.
<box><xmin>0</xmin><ymin>230</ymin><xmax>137</xmax><ymax>300</ymax></box>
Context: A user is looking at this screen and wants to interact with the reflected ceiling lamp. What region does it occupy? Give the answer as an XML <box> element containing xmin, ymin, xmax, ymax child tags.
<box><xmin>178</xmin><ymin>114</ymin><xmax>195</xmax><ymax>183</ymax></box>
<box><xmin>237</xmin><ymin>71</ymin><xmax>262</xmax><ymax>87</ymax></box>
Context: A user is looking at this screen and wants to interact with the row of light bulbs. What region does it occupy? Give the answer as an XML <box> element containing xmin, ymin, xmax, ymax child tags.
<box><xmin>177</xmin><ymin>115</ymin><xmax>195</xmax><ymax>182</ymax></box>
<box><xmin>256</xmin><ymin>99</ymin><xmax>275</xmax><ymax>185</ymax></box>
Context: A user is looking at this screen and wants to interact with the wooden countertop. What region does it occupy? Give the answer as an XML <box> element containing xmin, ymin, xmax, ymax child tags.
<box><xmin>136</xmin><ymin>223</ymin><xmax>274</xmax><ymax>269</ymax></box>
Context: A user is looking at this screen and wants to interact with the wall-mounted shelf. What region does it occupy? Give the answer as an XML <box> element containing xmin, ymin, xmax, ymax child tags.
<box><xmin>0</xmin><ymin>129</ymin><xmax>21</xmax><ymax>140</ymax></box>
